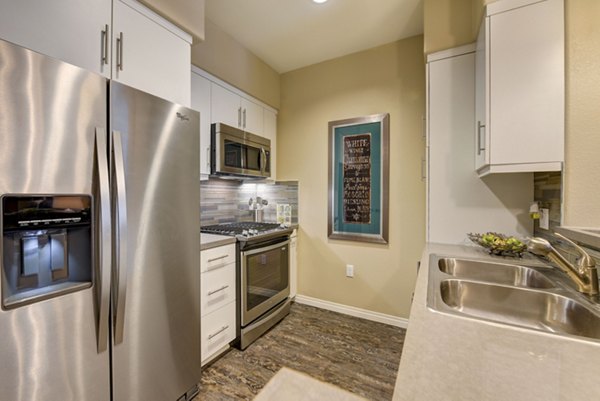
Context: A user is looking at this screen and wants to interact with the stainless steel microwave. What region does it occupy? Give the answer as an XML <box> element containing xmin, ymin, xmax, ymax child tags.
<box><xmin>211</xmin><ymin>123</ymin><xmax>271</xmax><ymax>179</ymax></box>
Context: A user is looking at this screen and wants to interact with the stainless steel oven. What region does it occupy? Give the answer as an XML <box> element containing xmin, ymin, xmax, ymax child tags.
<box><xmin>238</xmin><ymin>235</ymin><xmax>291</xmax><ymax>349</ymax></box>
<box><xmin>211</xmin><ymin>122</ymin><xmax>271</xmax><ymax>179</ymax></box>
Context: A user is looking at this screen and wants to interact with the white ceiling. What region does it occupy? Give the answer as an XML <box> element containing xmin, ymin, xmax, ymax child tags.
<box><xmin>205</xmin><ymin>0</ymin><xmax>424</xmax><ymax>73</ymax></box>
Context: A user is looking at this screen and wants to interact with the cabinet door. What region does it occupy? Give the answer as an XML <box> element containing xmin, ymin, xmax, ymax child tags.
<box><xmin>191</xmin><ymin>72</ymin><xmax>212</xmax><ymax>175</ymax></box>
<box><xmin>0</xmin><ymin>0</ymin><xmax>111</xmax><ymax>77</ymax></box>
<box><xmin>488</xmin><ymin>0</ymin><xmax>564</xmax><ymax>165</ymax></box>
<box><xmin>211</xmin><ymin>83</ymin><xmax>242</xmax><ymax>128</ymax></box>
<box><xmin>241</xmin><ymin>98</ymin><xmax>264</xmax><ymax>134</ymax></box>
<box><xmin>263</xmin><ymin>109</ymin><xmax>277</xmax><ymax>180</ymax></box>
<box><xmin>112</xmin><ymin>0</ymin><xmax>191</xmax><ymax>106</ymax></box>
<box><xmin>474</xmin><ymin>18</ymin><xmax>488</xmax><ymax>170</ymax></box>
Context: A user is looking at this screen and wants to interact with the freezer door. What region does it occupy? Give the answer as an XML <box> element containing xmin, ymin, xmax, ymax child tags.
<box><xmin>109</xmin><ymin>81</ymin><xmax>201</xmax><ymax>401</ymax></box>
<box><xmin>0</xmin><ymin>39</ymin><xmax>110</xmax><ymax>400</ymax></box>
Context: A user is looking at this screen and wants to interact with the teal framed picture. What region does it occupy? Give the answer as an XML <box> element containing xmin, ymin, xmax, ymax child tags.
<box><xmin>328</xmin><ymin>113</ymin><xmax>389</xmax><ymax>244</ymax></box>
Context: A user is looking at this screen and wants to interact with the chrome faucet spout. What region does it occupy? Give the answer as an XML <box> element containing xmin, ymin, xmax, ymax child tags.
<box><xmin>527</xmin><ymin>233</ymin><xmax>598</xmax><ymax>296</ymax></box>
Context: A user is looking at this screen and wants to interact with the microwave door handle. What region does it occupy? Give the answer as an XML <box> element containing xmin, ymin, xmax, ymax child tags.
<box><xmin>95</xmin><ymin>127</ymin><xmax>112</xmax><ymax>353</ymax></box>
<box><xmin>111</xmin><ymin>130</ymin><xmax>128</xmax><ymax>345</ymax></box>
<box><xmin>260</xmin><ymin>148</ymin><xmax>266</xmax><ymax>176</ymax></box>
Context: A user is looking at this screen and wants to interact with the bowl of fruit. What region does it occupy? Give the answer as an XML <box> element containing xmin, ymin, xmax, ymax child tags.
<box><xmin>467</xmin><ymin>232</ymin><xmax>527</xmax><ymax>257</ymax></box>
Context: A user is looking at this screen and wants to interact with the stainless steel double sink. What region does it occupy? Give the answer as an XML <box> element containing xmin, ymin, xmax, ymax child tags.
<box><xmin>427</xmin><ymin>255</ymin><xmax>600</xmax><ymax>341</ymax></box>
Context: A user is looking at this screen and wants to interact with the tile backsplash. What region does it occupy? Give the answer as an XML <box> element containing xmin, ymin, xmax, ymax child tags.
<box><xmin>532</xmin><ymin>171</ymin><xmax>600</xmax><ymax>266</ymax></box>
<box><xmin>533</xmin><ymin>171</ymin><xmax>562</xmax><ymax>236</ymax></box>
<box><xmin>200</xmin><ymin>178</ymin><xmax>299</xmax><ymax>226</ymax></box>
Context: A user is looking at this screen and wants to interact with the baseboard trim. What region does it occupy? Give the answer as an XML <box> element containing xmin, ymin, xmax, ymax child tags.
<box><xmin>294</xmin><ymin>295</ymin><xmax>409</xmax><ymax>329</ymax></box>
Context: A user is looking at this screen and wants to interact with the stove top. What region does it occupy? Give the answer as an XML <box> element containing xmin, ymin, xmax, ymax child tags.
<box><xmin>201</xmin><ymin>222</ymin><xmax>291</xmax><ymax>241</ymax></box>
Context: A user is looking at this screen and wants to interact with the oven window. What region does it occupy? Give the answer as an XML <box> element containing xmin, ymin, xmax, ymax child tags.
<box><xmin>224</xmin><ymin>140</ymin><xmax>243</xmax><ymax>168</ymax></box>
<box><xmin>246</xmin><ymin>245</ymin><xmax>289</xmax><ymax>310</ymax></box>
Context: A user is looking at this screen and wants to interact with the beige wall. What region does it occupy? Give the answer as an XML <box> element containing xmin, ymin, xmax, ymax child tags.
<box><xmin>191</xmin><ymin>20</ymin><xmax>280</xmax><ymax>109</ymax></box>
<box><xmin>424</xmin><ymin>0</ymin><xmax>474</xmax><ymax>54</ymax></box>
<box><xmin>563</xmin><ymin>0</ymin><xmax>600</xmax><ymax>226</ymax></box>
<box><xmin>278</xmin><ymin>36</ymin><xmax>426</xmax><ymax>318</ymax></box>
<box><xmin>139</xmin><ymin>0</ymin><xmax>205</xmax><ymax>41</ymax></box>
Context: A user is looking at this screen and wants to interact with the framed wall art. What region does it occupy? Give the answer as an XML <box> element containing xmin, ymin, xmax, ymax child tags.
<box><xmin>328</xmin><ymin>113</ymin><xmax>389</xmax><ymax>244</ymax></box>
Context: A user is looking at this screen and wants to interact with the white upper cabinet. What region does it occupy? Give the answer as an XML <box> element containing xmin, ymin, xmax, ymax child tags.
<box><xmin>113</xmin><ymin>0</ymin><xmax>191</xmax><ymax>106</ymax></box>
<box><xmin>241</xmin><ymin>98</ymin><xmax>264</xmax><ymax>134</ymax></box>
<box><xmin>211</xmin><ymin>83</ymin><xmax>242</xmax><ymax>128</ymax></box>
<box><xmin>197</xmin><ymin>68</ymin><xmax>278</xmax><ymax>180</ymax></box>
<box><xmin>211</xmin><ymin>83</ymin><xmax>264</xmax><ymax>134</ymax></box>
<box><xmin>191</xmin><ymin>70</ymin><xmax>212</xmax><ymax>176</ymax></box>
<box><xmin>475</xmin><ymin>0</ymin><xmax>564</xmax><ymax>176</ymax></box>
<box><xmin>0</xmin><ymin>0</ymin><xmax>192</xmax><ymax>107</ymax></box>
<box><xmin>0</xmin><ymin>0</ymin><xmax>112</xmax><ymax>77</ymax></box>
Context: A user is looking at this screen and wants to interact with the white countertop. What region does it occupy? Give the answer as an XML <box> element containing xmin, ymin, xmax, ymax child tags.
<box><xmin>392</xmin><ymin>243</ymin><xmax>600</xmax><ymax>401</ymax></box>
<box><xmin>200</xmin><ymin>233</ymin><xmax>236</xmax><ymax>251</ymax></box>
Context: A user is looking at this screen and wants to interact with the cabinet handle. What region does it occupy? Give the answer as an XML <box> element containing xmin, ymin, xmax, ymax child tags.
<box><xmin>101</xmin><ymin>25</ymin><xmax>109</xmax><ymax>65</ymax></box>
<box><xmin>116</xmin><ymin>32</ymin><xmax>124</xmax><ymax>71</ymax></box>
<box><xmin>207</xmin><ymin>285</ymin><xmax>229</xmax><ymax>296</ymax></box>
<box><xmin>206</xmin><ymin>147</ymin><xmax>211</xmax><ymax>170</ymax></box>
<box><xmin>237</xmin><ymin>107</ymin><xmax>242</xmax><ymax>127</ymax></box>
<box><xmin>477</xmin><ymin>121</ymin><xmax>486</xmax><ymax>155</ymax></box>
<box><xmin>208</xmin><ymin>325</ymin><xmax>229</xmax><ymax>340</ymax></box>
<box><xmin>421</xmin><ymin>158</ymin><xmax>426</xmax><ymax>181</ymax></box>
<box><xmin>243</xmin><ymin>108</ymin><xmax>247</xmax><ymax>128</ymax></box>
<box><xmin>207</xmin><ymin>254</ymin><xmax>228</xmax><ymax>263</ymax></box>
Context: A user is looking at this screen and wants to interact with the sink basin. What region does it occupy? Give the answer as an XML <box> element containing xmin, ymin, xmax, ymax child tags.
<box><xmin>438</xmin><ymin>258</ymin><xmax>555</xmax><ymax>289</ymax></box>
<box><xmin>440</xmin><ymin>279</ymin><xmax>600</xmax><ymax>340</ymax></box>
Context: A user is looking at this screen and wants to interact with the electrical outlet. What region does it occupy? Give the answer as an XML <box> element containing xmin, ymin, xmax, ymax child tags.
<box><xmin>540</xmin><ymin>208</ymin><xmax>550</xmax><ymax>230</ymax></box>
<box><xmin>346</xmin><ymin>264</ymin><xmax>354</xmax><ymax>278</ymax></box>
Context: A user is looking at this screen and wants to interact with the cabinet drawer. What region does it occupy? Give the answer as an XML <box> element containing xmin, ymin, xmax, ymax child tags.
<box><xmin>201</xmin><ymin>262</ymin><xmax>236</xmax><ymax>317</ymax></box>
<box><xmin>201</xmin><ymin>301</ymin><xmax>236</xmax><ymax>365</ymax></box>
<box><xmin>201</xmin><ymin>244</ymin><xmax>236</xmax><ymax>272</ymax></box>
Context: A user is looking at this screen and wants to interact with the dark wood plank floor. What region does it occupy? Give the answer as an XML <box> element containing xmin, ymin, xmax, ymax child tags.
<box><xmin>195</xmin><ymin>302</ymin><xmax>406</xmax><ymax>401</ymax></box>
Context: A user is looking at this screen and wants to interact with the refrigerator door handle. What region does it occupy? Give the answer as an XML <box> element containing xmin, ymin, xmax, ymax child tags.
<box><xmin>95</xmin><ymin>127</ymin><xmax>112</xmax><ymax>353</ymax></box>
<box><xmin>111</xmin><ymin>130</ymin><xmax>128</xmax><ymax>345</ymax></box>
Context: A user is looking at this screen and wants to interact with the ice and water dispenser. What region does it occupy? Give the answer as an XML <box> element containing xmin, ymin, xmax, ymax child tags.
<box><xmin>2</xmin><ymin>195</ymin><xmax>92</xmax><ymax>309</ymax></box>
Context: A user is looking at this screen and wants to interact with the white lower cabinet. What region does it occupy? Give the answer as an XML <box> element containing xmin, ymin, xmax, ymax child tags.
<box><xmin>200</xmin><ymin>244</ymin><xmax>237</xmax><ymax>366</ymax></box>
<box><xmin>201</xmin><ymin>302</ymin><xmax>236</xmax><ymax>366</ymax></box>
<box><xmin>201</xmin><ymin>263</ymin><xmax>235</xmax><ymax>317</ymax></box>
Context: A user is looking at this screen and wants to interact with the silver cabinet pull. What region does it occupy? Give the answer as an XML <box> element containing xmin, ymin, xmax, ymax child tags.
<box><xmin>116</xmin><ymin>32</ymin><xmax>124</xmax><ymax>71</ymax></box>
<box><xmin>421</xmin><ymin>157</ymin><xmax>426</xmax><ymax>181</ymax></box>
<box><xmin>94</xmin><ymin>128</ymin><xmax>112</xmax><ymax>353</ymax></box>
<box><xmin>208</xmin><ymin>325</ymin><xmax>229</xmax><ymax>340</ymax></box>
<box><xmin>243</xmin><ymin>108</ymin><xmax>247</xmax><ymax>128</ymax></box>
<box><xmin>477</xmin><ymin>121</ymin><xmax>486</xmax><ymax>155</ymax></box>
<box><xmin>237</xmin><ymin>107</ymin><xmax>242</xmax><ymax>127</ymax></box>
<box><xmin>207</xmin><ymin>285</ymin><xmax>229</xmax><ymax>296</ymax></box>
<box><xmin>206</xmin><ymin>147</ymin><xmax>211</xmax><ymax>170</ymax></box>
<box><xmin>207</xmin><ymin>254</ymin><xmax>228</xmax><ymax>263</ymax></box>
<box><xmin>101</xmin><ymin>25</ymin><xmax>109</xmax><ymax>65</ymax></box>
<box><xmin>112</xmin><ymin>130</ymin><xmax>128</xmax><ymax>345</ymax></box>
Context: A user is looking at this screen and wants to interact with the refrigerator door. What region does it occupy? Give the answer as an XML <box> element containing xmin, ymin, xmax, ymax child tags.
<box><xmin>109</xmin><ymin>81</ymin><xmax>200</xmax><ymax>401</ymax></box>
<box><xmin>0</xmin><ymin>39</ymin><xmax>110</xmax><ymax>400</ymax></box>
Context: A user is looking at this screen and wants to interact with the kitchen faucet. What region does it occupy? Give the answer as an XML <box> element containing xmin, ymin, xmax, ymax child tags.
<box><xmin>528</xmin><ymin>233</ymin><xmax>598</xmax><ymax>296</ymax></box>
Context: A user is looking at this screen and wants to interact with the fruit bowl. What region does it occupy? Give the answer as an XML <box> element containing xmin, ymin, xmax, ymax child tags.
<box><xmin>467</xmin><ymin>232</ymin><xmax>527</xmax><ymax>257</ymax></box>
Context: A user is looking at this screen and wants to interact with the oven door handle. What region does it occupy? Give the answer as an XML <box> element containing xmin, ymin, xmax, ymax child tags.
<box><xmin>241</xmin><ymin>239</ymin><xmax>290</xmax><ymax>257</ymax></box>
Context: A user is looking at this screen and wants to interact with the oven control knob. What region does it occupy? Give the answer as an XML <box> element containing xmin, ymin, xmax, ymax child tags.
<box><xmin>250</xmin><ymin>229</ymin><xmax>258</xmax><ymax>236</ymax></box>
<box><xmin>242</xmin><ymin>230</ymin><xmax>249</xmax><ymax>237</ymax></box>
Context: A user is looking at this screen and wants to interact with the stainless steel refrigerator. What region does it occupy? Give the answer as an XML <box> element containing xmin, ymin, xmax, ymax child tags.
<box><xmin>0</xmin><ymin>39</ymin><xmax>200</xmax><ymax>401</ymax></box>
